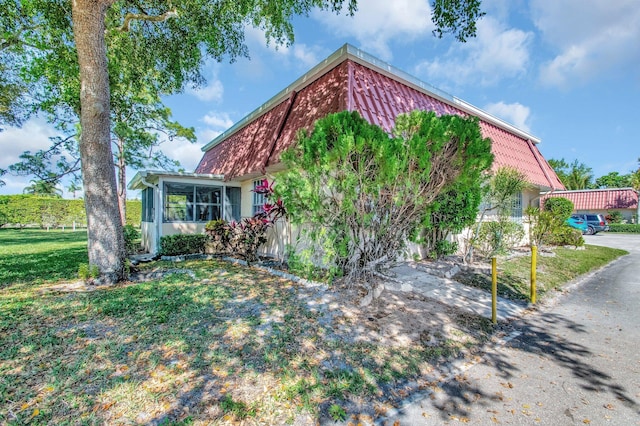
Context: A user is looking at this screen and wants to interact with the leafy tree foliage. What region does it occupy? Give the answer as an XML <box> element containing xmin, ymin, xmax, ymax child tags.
<box><xmin>593</xmin><ymin>171</ymin><xmax>632</xmax><ymax>189</ymax></box>
<box><xmin>23</xmin><ymin>178</ymin><xmax>63</xmax><ymax>197</ymax></box>
<box><xmin>277</xmin><ymin>110</ymin><xmax>493</xmax><ymax>282</ymax></box>
<box><xmin>543</xmin><ymin>197</ymin><xmax>574</xmax><ymax>221</ymax></box>
<box><xmin>548</xmin><ymin>158</ymin><xmax>593</xmax><ymax>190</ymax></box>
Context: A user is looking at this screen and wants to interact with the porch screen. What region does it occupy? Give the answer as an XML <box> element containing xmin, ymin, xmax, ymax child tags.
<box><xmin>163</xmin><ymin>183</ymin><xmax>222</xmax><ymax>222</ymax></box>
<box><xmin>141</xmin><ymin>187</ymin><xmax>154</xmax><ymax>222</ymax></box>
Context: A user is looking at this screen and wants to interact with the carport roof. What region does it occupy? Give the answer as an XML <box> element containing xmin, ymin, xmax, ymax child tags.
<box><xmin>542</xmin><ymin>188</ymin><xmax>639</xmax><ymax>210</ymax></box>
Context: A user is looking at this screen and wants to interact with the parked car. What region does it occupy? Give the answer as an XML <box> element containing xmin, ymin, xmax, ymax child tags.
<box><xmin>566</xmin><ymin>216</ymin><xmax>588</xmax><ymax>233</ymax></box>
<box><xmin>571</xmin><ymin>213</ymin><xmax>609</xmax><ymax>235</ymax></box>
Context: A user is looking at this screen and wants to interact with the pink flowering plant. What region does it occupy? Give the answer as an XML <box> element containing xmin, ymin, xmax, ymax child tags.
<box><xmin>205</xmin><ymin>179</ymin><xmax>286</xmax><ymax>264</ymax></box>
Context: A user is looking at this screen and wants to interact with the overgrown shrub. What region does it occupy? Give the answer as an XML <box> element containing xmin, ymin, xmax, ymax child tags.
<box><xmin>474</xmin><ymin>220</ymin><xmax>524</xmax><ymax>258</ymax></box>
<box><xmin>430</xmin><ymin>239</ymin><xmax>458</xmax><ymax>259</ymax></box>
<box><xmin>608</xmin><ymin>223</ymin><xmax>640</xmax><ymax>233</ymax></box>
<box><xmin>547</xmin><ymin>225</ymin><xmax>584</xmax><ymax>247</ymax></box>
<box><xmin>159</xmin><ymin>234</ymin><xmax>207</xmax><ymax>256</ymax></box>
<box><xmin>277</xmin><ymin>110</ymin><xmax>493</xmax><ymax>282</ymax></box>
<box><xmin>606</xmin><ymin>211</ymin><xmax>623</xmax><ymax>224</ymax></box>
<box><xmin>205</xmin><ymin>219</ymin><xmax>231</xmax><ymax>253</ymax></box>
<box><xmin>526</xmin><ymin>207</ymin><xmax>557</xmax><ymax>247</ymax></box>
<box><xmin>204</xmin><ymin>218</ymin><xmax>269</xmax><ymax>263</ymax></box>
<box><xmin>123</xmin><ymin>224</ymin><xmax>140</xmax><ymax>254</ymax></box>
<box><xmin>543</xmin><ymin>197</ymin><xmax>574</xmax><ymax>221</ymax></box>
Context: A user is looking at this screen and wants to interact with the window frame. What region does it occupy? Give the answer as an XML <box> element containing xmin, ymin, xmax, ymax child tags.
<box><xmin>252</xmin><ymin>179</ymin><xmax>266</xmax><ymax>216</ymax></box>
<box><xmin>163</xmin><ymin>182</ymin><xmax>224</xmax><ymax>223</ymax></box>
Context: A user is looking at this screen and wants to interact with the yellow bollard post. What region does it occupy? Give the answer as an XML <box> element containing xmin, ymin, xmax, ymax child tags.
<box><xmin>491</xmin><ymin>256</ymin><xmax>497</xmax><ymax>324</ymax></box>
<box><xmin>530</xmin><ymin>244</ymin><xmax>537</xmax><ymax>304</ymax></box>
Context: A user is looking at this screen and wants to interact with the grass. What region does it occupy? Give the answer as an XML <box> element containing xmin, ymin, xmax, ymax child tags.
<box><xmin>0</xmin><ymin>229</ymin><xmax>489</xmax><ymax>425</ymax></box>
<box><xmin>0</xmin><ymin>228</ymin><xmax>88</xmax><ymax>285</ymax></box>
<box><xmin>457</xmin><ymin>245</ymin><xmax>628</xmax><ymax>301</ymax></box>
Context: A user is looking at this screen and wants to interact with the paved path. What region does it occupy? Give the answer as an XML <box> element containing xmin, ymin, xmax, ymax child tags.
<box><xmin>388</xmin><ymin>263</ymin><xmax>527</xmax><ymax>322</ymax></box>
<box><xmin>382</xmin><ymin>233</ymin><xmax>640</xmax><ymax>425</ymax></box>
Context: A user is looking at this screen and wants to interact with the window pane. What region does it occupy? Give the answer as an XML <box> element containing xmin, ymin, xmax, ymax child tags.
<box><xmin>224</xmin><ymin>187</ymin><xmax>241</xmax><ymax>222</ymax></box>
<box><xmin>164</xmin><ymin>183</ymin><xmax>194</xmax><ymax>222</ymax></box>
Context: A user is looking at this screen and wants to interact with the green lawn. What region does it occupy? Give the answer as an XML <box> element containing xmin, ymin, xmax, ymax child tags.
<box><xmin>456</xmin><ymin>245</ymin><xmax>628</xmax><ymax>301</ymax></box>
<box><xmin>0</xmin><ymin>228</ymin><xmax>88</xmax><ymax>286</ymax></box>
<box><xmin>0</xmin><ymin>229</ymin><xmax>491</xmax><ymax>425</ymax></box>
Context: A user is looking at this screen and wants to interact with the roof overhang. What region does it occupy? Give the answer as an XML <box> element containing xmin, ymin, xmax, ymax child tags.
<box><xmin>201</xmin><ymin>43</ymin><xmax>541</xmax><ymax>153</ymax></box>
<box><xmin>128</xmin><ymin>170</ymin><xmax>226</xmax><ymax>190</ymax></box>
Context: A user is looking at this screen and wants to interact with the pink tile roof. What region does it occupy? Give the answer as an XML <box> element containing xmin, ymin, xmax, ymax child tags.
<box><xmin>542</xmin><ymin>188</ymin><xmax>638</xmax><ymax>210</ymax></box>
<box><xmin>195</xmin><ymin>45</ymin><xmax>563</xmax><ymax>190</ymax></box>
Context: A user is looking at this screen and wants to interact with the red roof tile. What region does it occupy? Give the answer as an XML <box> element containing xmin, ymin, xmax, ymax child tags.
<box><xmin>542</xmin><ymin>188</ymin><xmax>638</xmax><ymax>210</ymax></box>
<box><xmin>195</xmin><ymin>47</ymin><xmax>563</xmax><ymax>190</ymax></box>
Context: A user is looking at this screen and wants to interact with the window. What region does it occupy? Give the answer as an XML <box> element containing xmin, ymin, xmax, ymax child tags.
<box><xmin>163</xmin><ymin>183</ymin><xmax>222</xmax><ymax>222</ymax></box>
<box><xmin>141</xmin><ymin>187</ymin><xmax>154</xmax><ymax>222</ymax></box>
<box><xmin>510</xmin><ymin>192</ymin><xmax>523</xmax><ymax>221</ymax></box>
<box><xmin>224</xmin><ymin>187</ymin><xmax>241</xmax><ymax>221</ymax></box>
<box><xmin>252</xmin><ymin>179</ymin><xmax>266</xmax><ymax>215</ymax></box>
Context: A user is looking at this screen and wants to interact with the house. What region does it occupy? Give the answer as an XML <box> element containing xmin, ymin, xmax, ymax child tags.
<box><xmin>542</xmin><ymin>188</ymin><xmax>639</xmax><ymax>223</ymax></box>
<box><xmin>129</xmin><ymin>44</ymin><xmax>564</xmax><ymax>255</ymax></box>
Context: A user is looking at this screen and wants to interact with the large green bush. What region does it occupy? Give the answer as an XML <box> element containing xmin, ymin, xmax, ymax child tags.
<box><xmin>276</xmin><ymin>110</ymin><xmax>493</xmax><ymax>281</ymax></box>
<box><xmin>543</xmin><ymin>197</ymin><xmax>574</xmax><ymax>221</ymax></box>
<box><xmin>159</xmin><ymin>234</ymin><xmax>207</xmax><ymax>256</ymax></box>
<box><xmin>608</xmin><ymin>223</ymin><xmax>640</xmax><ymax>233</ymax></box>
<box><xmin>547</xmin><ymin>225</ymin><xmax>584</xmax><ymax>247</ymax></box>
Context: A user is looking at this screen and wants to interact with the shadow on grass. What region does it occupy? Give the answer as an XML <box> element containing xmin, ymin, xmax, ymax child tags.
<box><xmin>0</xmin><ymin>246</ymin><xmax>88</xmax><ymax>286</ymax></box>
<box><xmin>0</xmin><ymin>261</ymin><xmax>494</xmax><ymax>425</ymax></box>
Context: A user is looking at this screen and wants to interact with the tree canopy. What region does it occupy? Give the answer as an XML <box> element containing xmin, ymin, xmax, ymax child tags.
<box><xmin>548</xmin><ymin>158</ymin><xmax>593</xmax><ymax>190</ymax></box>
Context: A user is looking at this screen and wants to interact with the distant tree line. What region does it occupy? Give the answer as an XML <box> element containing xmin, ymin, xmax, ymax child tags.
<box><xmin>549</xmin><ymin>158</ymin><xmax>640</xmax><ymax>190</ymax></box>
<box><xmin>0</xmin><ymin>195</ymin><xmax>141</xmax><ymax>229</ymax></box>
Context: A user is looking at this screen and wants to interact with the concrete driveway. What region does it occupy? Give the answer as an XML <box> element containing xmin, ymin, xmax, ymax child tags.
<box><xmin>382</xmin><ymin>233</ymin><xmax>640</xmax><ymax>425</ymax></box>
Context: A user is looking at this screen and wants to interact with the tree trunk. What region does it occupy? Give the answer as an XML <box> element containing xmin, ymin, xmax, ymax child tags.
<box><xmin>117</xmin><ymin>137</ymin><xmax>127</xmax><ymax>226</ymax></box>
<box><xmin>72</xmin><ymin>0</ymin><xmax>125</xmax><ymax>283</ymax></box>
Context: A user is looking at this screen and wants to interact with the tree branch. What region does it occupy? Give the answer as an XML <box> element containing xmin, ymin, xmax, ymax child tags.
<box><xmin>120</xmin><ymin>9</ymin><xmax>178</xmax><ymax>32</ymax></box>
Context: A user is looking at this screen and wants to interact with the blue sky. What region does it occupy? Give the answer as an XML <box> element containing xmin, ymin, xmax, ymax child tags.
<box><xmin>1</xmin><ymin>0</ymin><xmax>639</xmax><ymax>196</ymax></box>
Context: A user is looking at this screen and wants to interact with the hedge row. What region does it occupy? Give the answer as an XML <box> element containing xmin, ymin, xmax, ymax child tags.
<box><xmin>0</xmin><ymin>195</ymin><xmax>142</xmax><ymax>228</ymax></box>
<box><xmin>159</xmin><ymin>234</ymin><xmax>208</xmax><ymax>256</ymax></box>
<box><xmin>607</xmin><ymin>223</ymin><xmax>640</xmax><ymax>233</ymax></box>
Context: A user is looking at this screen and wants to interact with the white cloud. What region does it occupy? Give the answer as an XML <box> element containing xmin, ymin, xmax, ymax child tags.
<box><xmin>415</xmin><ymin>17</ymin><xmax>533</xmax><ymax>87</ymax></box>
<box><xmin>161</xmin><ymin>139</ymin><xmax>206</xmax><ymax>172</ymax></box>
<box><xmin>0</xmin><ymin>118</ymin><xmax>59</xmax><ymax>195</ymax></box>
<box><xmin>483</xmin><ymin>101</ymin><xmax>532</xmax><ymax>133</ymax></box>
<box><xmin>187</xmin><ymin>64</ymin><xmax>224</xmax><ymax>102</ymax></box>
<box><xmin>202</xmin><ymin>112</ymin><xmax>234</xmax><ymax>129</ymax></box>
<box><xmin>313</xmin><ymin>0</ymin><xmax>434</xmax><ymax>60</ymax></box>
<box><xmin>532</xmin><ymin>0</ymin><xmax>640</xmax><ymax>87</ymax></box>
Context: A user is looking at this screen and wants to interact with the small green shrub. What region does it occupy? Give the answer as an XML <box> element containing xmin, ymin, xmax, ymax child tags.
<box><xmin>123</xmin><ymin>224</ymin><xmax>140</xmax><ymax>254</ymax></box>
<box><xmin>204</xmin><ymin>219</ymin><xmax>231</xmax><ymax>253</ymax></box>
<box><xmin>475</xmin><ymin>220</ymin><xmax>525</xmax><ymax>258</ymax></box>
<box><xmin>608</xmin><ymin>223</ymin><xmax>640</xmax><ymax>233</ymax></box>
<box><xmin>430</xmin><ymin>239</ymin><xmax>458</xmax><ymax>259</ymax></box>
<box><xmin>606</xmin><ymin>210</ymin><xmax>624</xmax><ymax>224</ymax></box>
<box><xmin>547</xmin><ymin>225</ymin><xmax>584</xmax><ymax>247</ymax></box>
<box><xmin>159</xmin><ymin>234</ymin><xmax>207</xmax><ymax>256</ymax></box>
<box><xmin>78</xmin><ymin>263</ymin><xmax>100</xmax><ymax>281</ymax></box>
<box><xmin>328</xmin><ymin>404</ymin><xmax>347</xmax><ymax>422</ymax></box>
<box><xmin>543</xmin><ymin>197</ymin><xmax>574</xmax><ymax>221</ymax></box>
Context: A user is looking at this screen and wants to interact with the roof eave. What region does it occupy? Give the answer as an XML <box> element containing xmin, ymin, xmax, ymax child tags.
<box><xmin>127</xmin><ymin>170</ymin><xmax>226</xmax><ymax>190</ymax></box>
